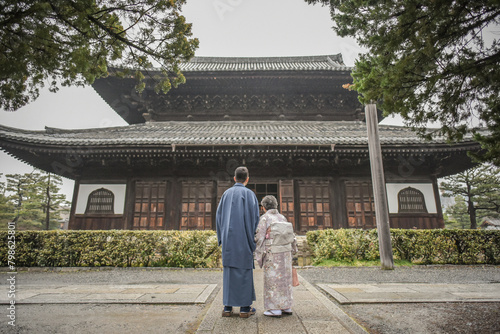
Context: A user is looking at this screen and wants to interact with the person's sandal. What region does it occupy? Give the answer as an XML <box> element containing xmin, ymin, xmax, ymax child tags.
<box><xmin>282</xmin><ymin>308</ymin><xmax>293</xmax><ymax>315</ymax></box>
<box><xmin>264</xmin><ymin>310</ymin><xmax>282</xmax><ymax>318</ymax></box>
<box><xmin>239</xmin><ymin>307</ymin><xmax>256</xmax><ymax>318</ymax></box>
<box><xmin>222</xmin><ymin>306</ymin><xmax>233</xmax><ymax>317</ymax></box>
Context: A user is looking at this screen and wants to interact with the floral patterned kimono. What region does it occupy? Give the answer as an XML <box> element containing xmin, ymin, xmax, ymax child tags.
<box><xmin>255</xmin><ymin>209</ymin><xmax>298</xmax><ymax>311</ymax></box>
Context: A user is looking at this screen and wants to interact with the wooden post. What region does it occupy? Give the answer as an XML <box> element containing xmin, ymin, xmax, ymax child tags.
<box><xmin>365</xmin><ymin>103</ymin><xmax>394</xmax><ymax>270</ymax></box>
<box><xmin>44</xmin><ymin>173</ymin><xmax>52</xmax><ymax>230</ymax></box>
<box><xmin>68</xmin><ymin>179</ymin><xmax>80</xmax><ymax>229</ymax></box>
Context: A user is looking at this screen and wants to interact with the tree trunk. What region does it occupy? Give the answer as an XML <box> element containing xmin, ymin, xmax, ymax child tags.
<box><xmin>466</xmin><ymin>181</ymin><xmax>477</xmax><ymax>229</ymax></box>
<box><xmin>45</xmin><ymin>173</ymin><xmax>51</xmax><ymax>230</ymax></box>
<box><xmin>468</xmin><ymin>200</ymin><xmax>477</xmax><ymax>229</ymax></box>
<box><xmin>13</xmin><ymin>182</ymin><xmax>22</xmax><ymax>223</ymax></box>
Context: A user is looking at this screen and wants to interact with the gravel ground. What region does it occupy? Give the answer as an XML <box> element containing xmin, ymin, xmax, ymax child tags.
<box><xmin>298</xmin><ymin>265</ymin><xmax>500</xmax><ymax>334</ymax></box>
<box><xmin>15</xmin><ymin>267</ymin><xmax>224</xmax><ymax>286</ymax></box>
<box><xmin>297</xmin><ymin>265</ymin><xmax>500</xmax><ymax>284</ymax></box>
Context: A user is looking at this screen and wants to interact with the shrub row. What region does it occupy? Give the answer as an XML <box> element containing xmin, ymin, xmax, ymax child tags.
<box><xmin>3</xmin><ymin>229</ymin><xmax>499</xmax><ymax>268</ymax></box>
<box><xmin>306</xmin><ymin>229</ymin><xmax>500</xmax><ymax>265</ymax></box>
<box><xmin>0</xmin><ymin>230</ymin><xmax>221</xmax><ymax>268</ymax></box>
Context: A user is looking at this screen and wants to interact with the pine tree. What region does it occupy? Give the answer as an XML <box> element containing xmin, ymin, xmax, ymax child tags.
<box><xmin>441</xmin><ymin>164</ymin><xmax>500</xmax><ymax>229</ymax></box>
<box><xmin>444</xmin><ymin>195</ymin><xmax>470</xmax><ymax>229</ymax></box>
<box><xmin>5</xmin><ymin>170</ymin><xmax>69</xmax><ymax>230</ymax></box>
<box><xmin>39</xmin><ymin>172</ymin><xmax>69</xmax><ymax>230</ymax></box>
<box><xmin>306</xmin><ymin>0</ymin><xmax>500</xmax><ymax>164</ymax></box>
<box><xmin>0</xmin><ymin>175</ymin><xmax>15</xmax><ymax>228</ymax></box>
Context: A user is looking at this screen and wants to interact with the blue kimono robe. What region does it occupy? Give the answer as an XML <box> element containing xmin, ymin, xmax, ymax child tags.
<box><xmin>216</xmin><ymin>183</ymin><xmax>260</xmax><ymax>307</ymax></box>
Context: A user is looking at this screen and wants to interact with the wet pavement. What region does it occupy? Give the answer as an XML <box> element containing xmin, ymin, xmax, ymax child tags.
<box><xmin>1</xmin><ymin>265</ymin><xmax>498</xmax><ymax>333</ymax></box>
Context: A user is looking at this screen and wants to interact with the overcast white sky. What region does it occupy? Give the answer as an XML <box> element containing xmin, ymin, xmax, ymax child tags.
<box><xmin>0</xmin><ymin>0</ymin><xmax>402</xmax><ymax>199</ymax></box>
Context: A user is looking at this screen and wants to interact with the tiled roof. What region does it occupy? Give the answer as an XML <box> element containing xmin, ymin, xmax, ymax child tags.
<box><xmin>0</xmin><ymin>121</ymin><xmax>471</xmax><ymax>147</ymax></box>
<box><xmin>178</xmin><ymin>55</ymin><xmax>351</xmax><ymax>72</ymax></box>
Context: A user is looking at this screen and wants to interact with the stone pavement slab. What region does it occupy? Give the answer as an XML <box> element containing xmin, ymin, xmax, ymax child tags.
<box><xmin>1</xmin><ymin>266</ymin><xmax>497</xmax><ymax>334</ymax></box>
<box><xmin>196</xmin><ymin>268</ymin><xmax>368</xmax><ymax>334</ymax></box>
<box><xmin>0</xmin><ymin>283</ymin><xmax>217</xmax><ymax>304</ymax></box>
<box><xmin>318</xmin><ymin>283</ymin><xmax>500</xmax><ymax>304</ymax></box>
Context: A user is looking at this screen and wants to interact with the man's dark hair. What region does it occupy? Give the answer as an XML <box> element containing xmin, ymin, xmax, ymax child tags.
<box><xmin>234</xmin><ymin>166</ymin><xmax>249</xmax><ymax>182</ymax></box>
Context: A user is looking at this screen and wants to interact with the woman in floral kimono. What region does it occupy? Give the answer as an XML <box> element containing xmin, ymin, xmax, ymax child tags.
<box><xmin>255</xmin><ymin>195</ymin><xmax>298</xmax><ymax>318</ymax></box>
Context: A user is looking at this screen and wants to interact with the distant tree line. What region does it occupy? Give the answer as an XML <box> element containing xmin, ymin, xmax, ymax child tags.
<box><xmin>441</xmin><ymin>164</ymin><xmax>500</xmax><ymax>229</ymax></box>
<box><xmin>0</xmin><ymin>170</ymin><xmax>69</xmax><ymax>230</ymax></box>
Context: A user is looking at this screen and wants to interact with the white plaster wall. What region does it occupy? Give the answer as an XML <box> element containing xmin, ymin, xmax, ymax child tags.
<box><xmin>75</xmin><ymin>184</ymin><xmax>126</xmax><ymax>214</ymax></box>
<box><xmin>386</xmin><ymin>183</ymin><xmax>437</xmax><ymax>214</ymax></box>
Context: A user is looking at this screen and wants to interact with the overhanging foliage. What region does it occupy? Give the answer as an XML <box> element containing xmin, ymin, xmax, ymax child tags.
<box><xmin>306</xmin><ymin>0</ymin><xmax>500</xmax><ymax>164</ymax></box>
<box><xmin>0</xmin><ymin>0</ymin><xmax>199</xmax><ymax>110</ymax></box>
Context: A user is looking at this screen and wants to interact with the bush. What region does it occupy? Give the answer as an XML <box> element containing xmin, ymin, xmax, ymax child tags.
<box><xmin>307</xmin><ymin>229</ymin><xmax>500</xmax><ymax>265</ymax></box>
<box><xmin>306</xmin><ymin>229</ymin><xmax>379</xmax><ymax>263</ymax></box>
<box><xmin>0</xmin><ymin>230</ymin><xmax>221</xmax><ymax>268</ymax></box>
<box><xmin>3</xmin><ymin>229</ymin><xmax>498</xmax><ymax>268</ymax></box>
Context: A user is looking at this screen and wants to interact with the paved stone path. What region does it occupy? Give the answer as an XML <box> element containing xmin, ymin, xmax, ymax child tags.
<box><xmin>1</xmin><ymin>266</ymin><xmax>499</xmax><ymax>333</ymax></box>
<box><xmin>0</xmin><ymin>283</ymin><xmax>216</xmax><ymax>304</ymax></box>
<box><xmin>196</xmin><ymin>268</ymin><xmax>368</xmax><ymax>334</ymax></box>
<box><xmin>318</xmin><ymin>283</ymin><xmax>500</xmax><ymax>304</ymax></box>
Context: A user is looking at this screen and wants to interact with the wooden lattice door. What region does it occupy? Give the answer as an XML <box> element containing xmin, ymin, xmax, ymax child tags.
<box><xmin>133</xmin><ymin>181</ymin><xmax>167</xmax><ymax>230</ymax></box>
<box><xmin>345</xmin><ymin>181</ymin><xmax>376</xmax><ymax>229</ymax></box>
<box><xmin>180</xmin><ymin>181</ymin><xmax>214</xmax><ymax>230</ymax></box>
<box><xmin>279</xmin><ymin>180</ymin><xmax>295</xmax><ymax>225</ymax></box>
<box><xmin>298</xmin><ymin>180</ymin><xmax>332</xmax><ymax>232</ymax></box>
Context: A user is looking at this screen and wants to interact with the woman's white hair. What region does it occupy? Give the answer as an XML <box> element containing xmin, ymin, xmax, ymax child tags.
<box><xmin>261</xmin><ymin>195</ymin><xmax>278</xmax><ymax>210</ymax></box>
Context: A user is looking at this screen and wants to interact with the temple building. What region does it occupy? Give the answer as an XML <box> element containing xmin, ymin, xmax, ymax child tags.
<box><xmin>0</xmin><ymin>55</ymin><xmax>481</xmax><ymax>233</ymax></box>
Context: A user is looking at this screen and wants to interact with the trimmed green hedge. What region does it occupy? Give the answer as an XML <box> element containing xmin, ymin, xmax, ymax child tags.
<box><xmin>306</xmin><ymin>229</ymin><xmax>500</xmax><ymax>265</ymax></box>
<box><xmin>3</xmin><ymin>229</ymin><xmax>499</xmax><ymax>268</ymax></box>
<box><xmin>0</xmin><ymin>230</ymin><xmax>221</xmax><ymax>268</ymax></box>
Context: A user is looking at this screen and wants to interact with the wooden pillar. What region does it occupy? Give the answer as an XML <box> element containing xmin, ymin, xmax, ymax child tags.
<box><xmin>293</xmin><ymin>179</ymin><xmax>301</xmax><ymax>233</ymax></box>
<box><xmin>211</xmin><ymin>180</ymin><xmax>218</xmax><ymax>230</ymax></box>
<box><xmin>124</xmin><ymin>178</ymin><xmax>135</xmax><ymax>229</ymax></box>
<box><xmin>432</xmin><ymin>176</ymin><xmax>445</xmax><ymax>228</ymax></box>
<box><xmin>331</xmin><ymin>177</ymin><xmax>346</xmax><ymax>229</ymax></box>
<box><xmin>365</xmin><ymin>103</ymin><xmax>394</xmax><ymax>270</ymax></box>
<box><xmin>68</xmin><ymin>179</ymin><xmax>80</xmax><ymax>230</ymax></box>
<box><xmin>167</xmin><ymin>179</ymin><xmax>181</xmax><ymax>230</ymax></box>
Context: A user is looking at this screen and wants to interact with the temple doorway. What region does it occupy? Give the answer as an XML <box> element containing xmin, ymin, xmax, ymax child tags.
<box><xmin>247</xmin><ymin>183</ymin><xmax>278</xmax><ymax>214</ymax></box>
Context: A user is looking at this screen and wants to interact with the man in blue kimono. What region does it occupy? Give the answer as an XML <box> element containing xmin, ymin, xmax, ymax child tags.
<box><xmin>216</xmin><ymin>166</ymin><xmax>260</xmax><ymax>318</ymax></box>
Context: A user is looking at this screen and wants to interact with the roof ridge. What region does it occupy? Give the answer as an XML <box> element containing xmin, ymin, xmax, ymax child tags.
<box><xmin>176</xmin><ymin>54</ymin><xmax>350</xmax><ymax>72</ymax></box>
<box><xmin>0</xmin><ymin>124</ymin><xmax>47</xmax><ymax>134</ymax></box>
<box><xmin>187</xmin><ymin>54</ymin><xmax>344</xmax><ymax>63</ymax></box>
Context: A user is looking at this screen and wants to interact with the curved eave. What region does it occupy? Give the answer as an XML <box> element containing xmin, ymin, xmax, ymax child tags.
<box><xmin>0</xmin><ymin>122</ymin><xmax>483</xmax><ymax>179</ymax></box>
<box><xmin>94</xmin><ymin>55</ymin><xmax>357</xmax><ymax>124</ymax></box>
<box><xmin>0</xmin><ymin>139</ymin><xmax>480</xmax><ymax>158</ymax></box>
<box><xmin>0</xmin><ymin>122</ymin><xmax>481</xmax><ymax>147</ymax></box>
<box><xmin>92</xmin><ymin>70</ymin><xmax>359</xmax><ymax>125</ymax></box>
